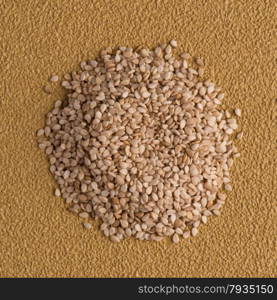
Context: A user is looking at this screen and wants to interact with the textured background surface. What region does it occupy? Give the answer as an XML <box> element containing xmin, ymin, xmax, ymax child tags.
<box><xmin>0</xmin><ymin>0</ymin><xmax>276</xmax><ymax>278</ymax></box>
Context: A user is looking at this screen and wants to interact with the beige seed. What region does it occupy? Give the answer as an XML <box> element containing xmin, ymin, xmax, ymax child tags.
<box><xmin>180</xmin><ymin>52</ymin><xmax>191</xmax><ymax>60</ymax></box>
<box><xmin>37</xmin><ymin>41</ymin><xmax>241</xmax><ymax>243</ymax></box>
<box><xmin>77</xmin><ymin>194</ymin><xmax>87</xmax><ymax>202</ymax></box>
<box><xmin>180</xmin><ymin>120</ymin><xmax>186</xmax><ymax>129</ymax></box>
<box><xmin>225</xmin><ymin>128</ymin><xmax>233</xmax><ymax>135</ymax></box>
<box><xmin>198</xmin><ymin>67</ymin><xmax>204</xmax><ymax>77</ymax></box>
<box><xmin>146</xmin><ymin>186</ymin><xmax>152</xmax><ymax>195</ymax></box>
<box><xmin>116</xmin><ymin>175</ymin><xmax>125</xmax><ymax>185</ymax></box>
<box><xmin>61</xmin><ymin>81</ymin><xmax>70</xmax><ymax>87</ymax></box>
<box><xmin>183</xmin><ymin>231</ymin><xmax>190</xmax><ymax>239</ymax></box>
<box><xmin>110</xmin><ymin>235</ymin><xmax>120</xmax><ymax>243</ymax></box>
<box><xmin>120</xmin><ymin>220</ymin><xmax>128</xmax><ymax>228</ymax></box>
<box><xmin>213</xmin><ymin>209</ymin><xmax>221</xmax><ymax>216</ymax></box>
<box><xmin>201</xmin><ymin>215</ymin><xmax>208</xmax><ymax>224</ymax></box>
<box><xmin>234</xmin><ymin>108</ymin><xmax>241</xmax><ymax>117</ymax></box>
<box><xmin>190</xmin><ymin>165</ymin><xmax>199</xmax><ymax>176</ymax></box>
<box><xmin>217</xmin><ymin>93</ymin><xmax>225</xmax><ymax>101</ymax></box>
<box><xmin>224</xmin><ymin>184</ymin><xmax>232</xmax><ymax>191</ymax></box>
<box><xmin>236</xmin><ymin>132</ymin><xmax>243</xmax><ymax>139</ymax></box>
<box><xmin>195</xmin><ymin>57</ymin><xmax>204</xmax><ymax>67</ymax></box>
<box><xmin>63</xmin><ymin>170</ymin><xmax>70</xmax><ymax>179</ymax></box>
<box><xmin>172</xmin><ymin>233</ymin><xmax>180</xmax><ymax>243</ymax></box>
<box><xmin>54</xmin><ymin>188</ymin><xmax>61</xmax><ymax>197</ymax></box>
<box><xmin>175</xmin><ymin>228</ymin><xmax>183</xmax><ymax>235</ymax></box>
<box><xmin>140</xmin><ymin>49</ymin><xmax>148</xmax><ymax>57</ymax></box>
<box><xmin>216</xmin><ymin>142</ymin><xmax>227</xmax><ymax>153</ymax></box>
<box><xmin>36</xmin><ymin>128</ymin><xmax>44</xmax><ymax>137</ymax></box>
<box><xmin>63</xmin><ymin>73</ymin><xmax>71</xmax><ymax>80</ymax></box>
<box><xmin>217</xmin><ymin>193</ymin><xmax>227</xmax><ymax>201</ymax></box>
<box><xmin>142</xmin><ymin>91</ymin><xmax>151</xmax><ymax>98</ymax></box>
<box><xmin>191</xmin><ymin>228</ymin><xmax>198</xmax><ymax>237</ymax></box>
<box><xmin>43</xmin><ymin>85</ymin><xmax>51</xmax><ymax>94</ymax></box>
<box><xmin>83</xmin><ymin>223</ymin><xmax>92</xmax><ymax>229</ymax></box>
<box><xmin>143</xmin><ymin>176</ymin><xmax>153</xmax><ymax>182</ymax></box>
<box><xmin>170</xmin><ymin>40</ymin><xmax>177</xmax><ymax>48</ymax></box>
<box><xmin>50</xmin><ymin>75</ymin><xmax>59</xmax><ymax>82</ymax></box>
<box><xmin>201</xmin><ymin>198</ymin><xmax>208</xmax><ymax>207</ymax></box>
<box><xmin>79</xmin><ymin>212</ymin><xmax>89</xmax><ymax>219</ymax></box>
<box><xmin>81</xmin><ymin>183</ymin><xmax>87</xmax><ymax>193</ymax></box>
<box><xmin>98</xmin><ymin>135</ymin><xmax>107</xmax><ymax>143</ymax></box>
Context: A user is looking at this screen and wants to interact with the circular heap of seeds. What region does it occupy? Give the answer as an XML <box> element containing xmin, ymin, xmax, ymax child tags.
<box><xmin>37</xmin><ymin>41</ymin><xmax>241</xmax><ymax>243</ymax></box>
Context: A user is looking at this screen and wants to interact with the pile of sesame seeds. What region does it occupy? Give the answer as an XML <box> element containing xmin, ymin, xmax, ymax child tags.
<box><xmin>38</xmin><ymin>40</ymin><xmax>242</xmax><ymax>243</ymax></box>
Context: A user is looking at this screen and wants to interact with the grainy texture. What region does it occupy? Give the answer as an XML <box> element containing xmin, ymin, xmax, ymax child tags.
<box><xmin>0</xmin><ymin>0</ymin><xmax>276</xmax><ymax>277</ymax></box>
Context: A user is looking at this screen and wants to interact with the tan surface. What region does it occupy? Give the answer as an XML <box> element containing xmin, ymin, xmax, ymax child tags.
<box><xmin>0</xmin><ymin>0</ymin><xmax>276</xmax><ymax>278</ymax></box>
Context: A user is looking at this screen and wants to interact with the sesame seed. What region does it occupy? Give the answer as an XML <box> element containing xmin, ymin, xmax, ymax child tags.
<box><xmin>54</xmin><ymin>188</ymin><xmax>61</xmax><ymax>197</ymax></box>
<box><xmin>234</xmin><ymin>108</ymin><xmax>241</xmax><ymax>117</ymax></box>
<box><xmin>170</xmin><ymin>40</ymin><xmax>177</xmax><ymax>48</ymax></box>
<box><xmin>43</xmin><ymin>85</ymin><xmax>52</xmax><ymax>94</ymax></box>
<box><xmin>191</xmin><ymin>228</ymin><xmax>198</xmax><ymax>237</ymax></box>
<box><xmin>236</xmin><ymin>132</ymin><xmax>243</xmax><ymax>139</ymax></box>
<box><xmin>172</xmin><ymin>233</ymin><xmax>180</xmax><ymax>243</ymax></box>
<box><xmin>50</xmin><ymin>75</ymin><xmax>59</xmax><ymax>82</ymax></box>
